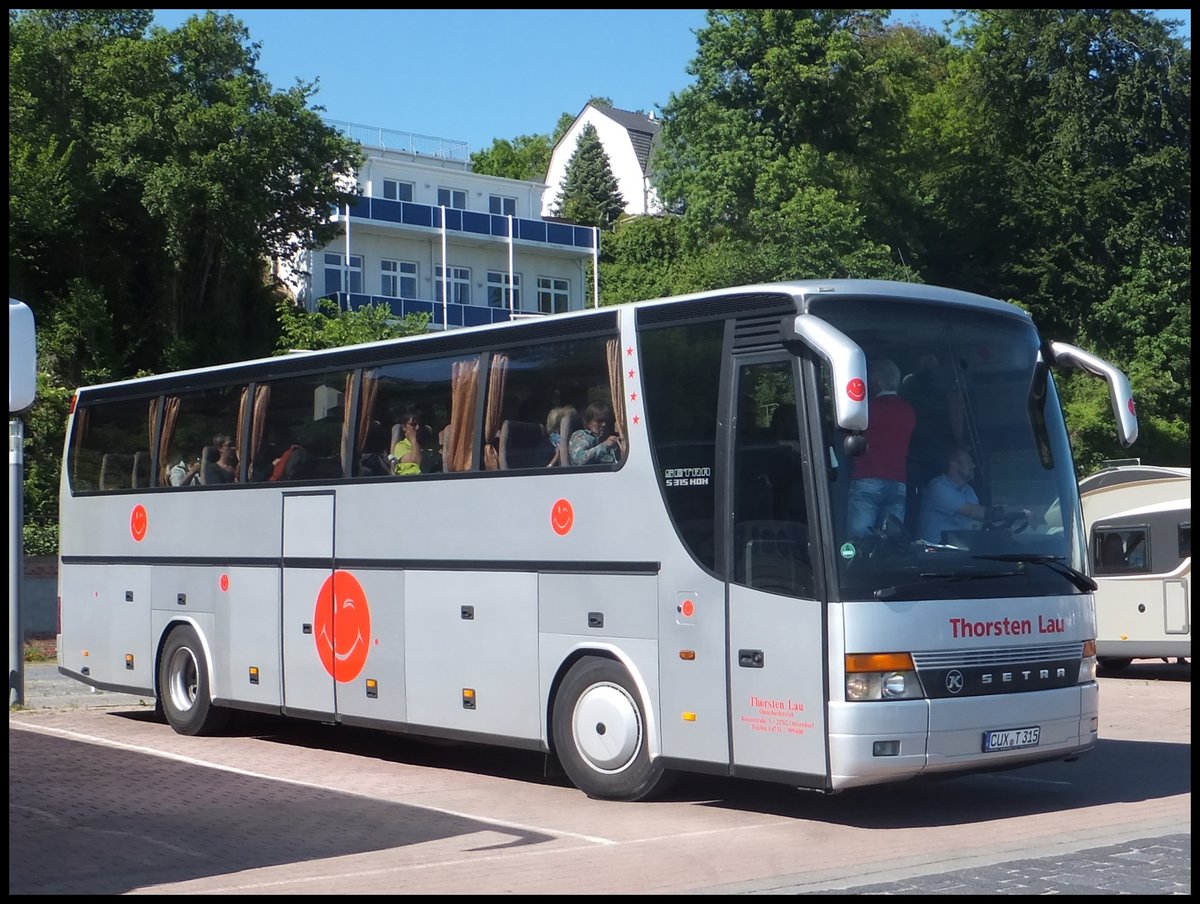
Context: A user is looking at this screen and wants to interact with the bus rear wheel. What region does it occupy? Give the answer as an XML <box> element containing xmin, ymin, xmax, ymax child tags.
<box><xmin>158</xmin><ymin>624</ymin><xmax>230</xmax><ymax>736</ymax></box>
<box><xmin>552</xmin><ymin>657</ymin><xmax>666</xmax><ymax>801</ymax></box>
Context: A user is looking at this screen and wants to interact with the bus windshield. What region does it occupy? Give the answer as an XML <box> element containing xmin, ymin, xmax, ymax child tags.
<box><xmin>809</xmin><ymin>295</ymin><xmax>1085</xmax><ymax>601</ymax></box>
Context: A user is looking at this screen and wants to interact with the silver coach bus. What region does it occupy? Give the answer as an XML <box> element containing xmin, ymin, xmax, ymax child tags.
<box><xmin>58</xmin><ymin>279</ymin><xmax>1137</xmax><ymax>800</ymax></box>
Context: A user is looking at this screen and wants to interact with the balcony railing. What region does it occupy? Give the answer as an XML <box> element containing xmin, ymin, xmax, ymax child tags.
<box><xmin>324</xmin><ymin>119</ymin><xmax>470</xmax><ymax>161</ymax></box>
<box><xmin>337</xmin><ymin>197</ymin><xmax>597</xmax><ymax>253</ymax></box>
<box><xmin>333</xmin><ymin>293</ymin><xmax>553</xmax><ymax>328</ymax></box>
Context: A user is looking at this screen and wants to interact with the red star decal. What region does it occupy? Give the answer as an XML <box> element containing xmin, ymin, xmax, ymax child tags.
<box><xmin>628</xmin><ymin>369</ymin><xmax>635</xmax><ymax>379</ymax></box>
<box><xmin>626</xmin><ymin>346</ymin><xmax>633</xmax><ymax>356</ymax></box>
<box><xmin>630</xmin><ymin>392</ymin><xmax>638</xmax><ymax>402</ymax></box>
<box><xmin>632</xmin><ymin>414</ymin><xmax>640</xmax><ymax>425</ymax></box>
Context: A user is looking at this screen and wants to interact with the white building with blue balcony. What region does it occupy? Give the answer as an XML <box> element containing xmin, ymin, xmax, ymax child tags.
<box><xmin>279</xmin><ymin>120</ymin><xmax>599</xmax><ymax>330</ymax></box>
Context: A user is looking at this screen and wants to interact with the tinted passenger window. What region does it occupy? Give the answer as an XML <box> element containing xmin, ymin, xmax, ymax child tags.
<box><xmin>247</xmin><ymin>372</ymin><xmax>352</xmax><ymax>482</ymax></box>
<box><xmin>640</xmin><ymin>320</ymin><xmax>725</xmax><ymax>570</ymax></box>
<box><xmin>69</xmin><ymin>397</ymin><xmax>155</xmax><ymax>493</ymax></box>
<box><xmin>158</xmin><ymin>385</ymin><xmax>248</xmax><ymax>487</ymax></box>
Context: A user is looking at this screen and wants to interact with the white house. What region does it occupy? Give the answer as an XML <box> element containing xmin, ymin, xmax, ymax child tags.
<box><xmin>542</xmin><ymin>104</ymin><xmax>664</xmax><ymax>219</ymax></box>
<box><xmin>276</xmin><ymin>120</ymin><xmax>599</xmax><ymax>329</ymax></box>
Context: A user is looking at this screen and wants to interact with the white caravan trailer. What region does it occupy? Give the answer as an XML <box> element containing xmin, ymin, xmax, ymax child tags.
<box><xmin>1080</xmin><ymin>465</ymin><xmax>1191</xmax><ymax>667</ymax></box>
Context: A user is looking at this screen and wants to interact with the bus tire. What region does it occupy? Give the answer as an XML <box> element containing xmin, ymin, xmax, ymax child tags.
<box><xmin>158</xmin><ymin>624</ymin><xmax>230</xmax><ymax>736</ymax></box>
<box><xmin>552</xmin><ymin>657</ymin><xmax>666</xmax><ymax>801</ymax></box>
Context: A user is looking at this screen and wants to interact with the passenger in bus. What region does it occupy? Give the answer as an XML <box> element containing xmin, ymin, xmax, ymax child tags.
<box><xmin>167</xmin><ymin>449</ymin><xmax>201</xmax><ymax>486</ymax></box>
<box><xmin>545</xmin><ymin>404</ymin><xmax>577</xmax><ymax>465</ymax></box>
<box><xmin>391</xmin><ymin>407</ymin><xmax>440</xmax><ymax>475</ymax></box>
<box><xmin>203</xmin><ymin>434</ymin><xmax>238</xmax><ymax>484</ymax></box>
<box><xmin>568</xmin><ymin>400</ymin><xmax>621</xmax><ymax>466</ymax></box>
<box><xmin>847</xmin><ymin>359</ymin><xmax>916</xmax><ymax>539</ymax></box>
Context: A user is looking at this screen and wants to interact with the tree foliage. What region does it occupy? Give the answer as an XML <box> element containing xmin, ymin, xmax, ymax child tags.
<box><xmin>632</xmin><ymin>8</ymin><xmax>1188</xmax><ymax>469</ymax></box>
<box><xmin>10</xmin><ymin>8</ymin><xmax>365</xmax><ymax>539</ymax></box>
<box><xmin>553</xmin><ymin>123</ymin><xmax>626</xmax><ymax>229</ymax></box>
<box><xmin>470</xmin><ymin>95</ymin><xmax>612</xmax><ymax>181</ymax></box>
<box><xmin>9</xmin><ymin>8</ymin><xmax>364</xmax><ymax>383</ymax></box>
<box><xmin>275</xmin><ymin>298</ymin><xmax>429</xmax><ymax>353</ymax></box>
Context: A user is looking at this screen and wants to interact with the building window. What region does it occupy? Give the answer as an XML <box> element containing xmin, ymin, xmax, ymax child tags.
<box><xmin>381</xmin><ymin>260</ymin><xmax>418</xmax><ymax>298</ymax></box>
<box><xmin>487</xmin><ymin>272</ymin><xmax>522</xmax><ymax>309</ymax></box>
<box><xmin>489</xmin><ymin>195</ymin><xmax>516</xmax><ymax>216</ymax></box>
<box><xmin>437</xmin><ymin>187</ymin><xmax>467</xmax><ymax>210</ymax></box>
<box><xmin>435</xmin><ymin>266</ymin><xmax>471</xmax><ymax>305</ymax></box>
<box><xmin>537</xmin><ymin>276</ymin><xmax>570</xmax><ymax>314</ymax></box>
<box><xmin>382</xmin><ymin>179</ymin><xmax>414</xmax><ymax>202</ymax></box>
<box><xmin>324</xmin><ymin>252</ymin><xmax>363</xmax><ymax>296</ymax></box>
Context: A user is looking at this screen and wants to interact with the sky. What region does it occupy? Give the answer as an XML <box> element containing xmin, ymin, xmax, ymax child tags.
<box><xmin>151</xmin><ymin>9</ymin><xmax>1192</xmax><ymax>157</ymax></box>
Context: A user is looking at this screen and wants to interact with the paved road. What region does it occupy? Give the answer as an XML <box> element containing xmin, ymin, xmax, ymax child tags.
<box><xmin>10</xmin><ymin>659</ymin><xmax>1190</xmax><ymax>895</ymax></box>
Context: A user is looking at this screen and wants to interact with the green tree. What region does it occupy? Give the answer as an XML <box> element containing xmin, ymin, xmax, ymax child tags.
<box><xmin>653</xmin><ymin>9</ymin><xmax>932</xmax><ymax>280</ymax></box>
<box><xmin>470</xmin><ymin>97</ymin><xmax>610</xmax><ymax>181</ymax></box>
<box><xmin>9</xmin><ymin>9</ymin><xmax>365</xmax><ymax>540</ymax></box>
<box><xmin>275</xmin><ymin>298</ymin><xmax>428</xmax><ymax>353</ymax></box>
<box><xmin>912</xmin><ymin>9</ymin><xmax>1190</xmax><ymax>469</ymax></box>
<box><xmin>552</xmin><ymin>123</ymin><xmax>626</xmax><ymax>229</ymax></box>
<box><xmin>470</xmin><ymin>133</ymin><xmax>556</xmax><ymax>183</ymax></box>
<box><xmin>9</xmin><ymin>9</ymin><xmax>364</xmax><ymax>381</ymax></box>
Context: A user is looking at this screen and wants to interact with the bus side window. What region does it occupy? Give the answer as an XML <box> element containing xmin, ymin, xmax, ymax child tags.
<box><xmin>71</xmin><ymin>397</ymin><xmax>152</xmax><ymax>494</ymax></box>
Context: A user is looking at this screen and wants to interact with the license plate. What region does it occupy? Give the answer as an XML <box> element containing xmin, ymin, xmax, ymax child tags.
<box><xmin>982</xmin><ymin>726</ymin><xmax>1041</xmax><ymax>752</ymax></box>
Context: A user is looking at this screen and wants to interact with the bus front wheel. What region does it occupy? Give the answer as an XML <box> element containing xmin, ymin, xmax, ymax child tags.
<box><xmin>552</xmin><ymin>657</ymin><xmax>666</xmax><ymax>801</ymax></box>
<box><xmin>158</xmin><ymin>624</ymin><xmax>230</xmax><ymax>736</ymax></box>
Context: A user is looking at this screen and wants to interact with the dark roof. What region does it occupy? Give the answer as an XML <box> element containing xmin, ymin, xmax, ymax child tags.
<box><xmin>595</xmin><ymin>106</ymin><xmax>661</xmax><ymax>175</ymax></box>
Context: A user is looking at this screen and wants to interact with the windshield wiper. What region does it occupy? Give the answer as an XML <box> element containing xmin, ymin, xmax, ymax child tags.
<box><xmin>973</xmin><ymin>554</ymin><xmax>1097</xmax><ymax>592</ymax></box>
<box><xmin>875</xmin><ymin>570</ymin><xmax>1023</xmax><ymax>601</ymax></box>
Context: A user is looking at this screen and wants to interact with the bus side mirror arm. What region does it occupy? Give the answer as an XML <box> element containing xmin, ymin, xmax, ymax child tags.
<box><xmin>783</xmin><ymin>314</ymin><xmax>869</xmax><ymax>433</ymax></box>
<box><xmin>1045</xmin><ymin>341</ymin><xmax>1138</xmax><ymax>446</ymax></box>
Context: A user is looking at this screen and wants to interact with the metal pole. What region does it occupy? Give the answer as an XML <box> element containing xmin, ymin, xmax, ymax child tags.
<box><xmin>10</xmin><ymin>418</ymin><xmax>25</xmax><ymax>706</ymax></box>
<box><xmin>440</xmin><ymin>205</ymin><xmax>448</xmax><ymax>330</ymax></box>
<box><xmin>343</xmin><ymin>204</ymin><xmax>351</xmax><ymax>311</ymax></box>
<box><xmin>508</xmin><ymin>215</ymin><xmax>515</xmax><ymax>314</ymax></box>
<box><xmin>593</xmin><ymin>227</ymin><xmax>600</xmax><ymax>309</ymax></box>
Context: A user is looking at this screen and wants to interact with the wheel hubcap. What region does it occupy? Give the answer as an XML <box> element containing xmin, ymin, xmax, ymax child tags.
<box><xmin>572</xmin><ymin>681</ymin><xmax>641</xmax><ymax>772</ymax></box>
<box><xmin>168</xmin><ymin>647</ymin><xmax>199</xmax><ymax>713</ymax></box>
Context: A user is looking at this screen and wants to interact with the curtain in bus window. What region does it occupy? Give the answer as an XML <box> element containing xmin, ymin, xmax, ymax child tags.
<box><xmin>157</xmin><ymin>396</ymin><xmax>181</xmax><ymax>485</ymax></box>
<box><xmin>607</xmin><ymin>339</ymin><xmax>628</xmax><ymax>460</ymax></box>
<box><xmin>357</xmin><ymin>369</ymin><xmax>379</xmax><ymax>449</ymax></box>
<box><xmin>445</xmin><ymin>358</ymin><xmax>480</xmax><ymax>472</ymax></box>
<box><xmin>340</xmin><ymin>372</ymin><xmax>355</xmax><ymax>477</ymax></box>
<box><xmin>148</xmin><ymin>397</ymin><xmax>160</xmax><ymax>482</ymax></box>
<box><xmin>482</xmin><ymin>353</ymin><xmax>509</xmax><ymax>470</ymax></box>
<box><xmin>248</xmin><ymin>384</ymin><xmax>270</xmax><ymax>480</ymax></box>
<box><xmin>236</xmin><ymin>386</ymin><xmax>251</xmax><ymax>481</ymax></box>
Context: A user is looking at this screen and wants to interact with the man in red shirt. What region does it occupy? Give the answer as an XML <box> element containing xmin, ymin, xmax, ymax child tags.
<box><xmin>847</xmin><ymin>359</ymin><xmax>916</xmax><ymax>539</ymax></box>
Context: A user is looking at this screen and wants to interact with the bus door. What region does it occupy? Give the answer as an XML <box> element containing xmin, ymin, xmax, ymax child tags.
<box><xmin>281</xmin><ymin>491</ymin><xmax>337</xmax><ymax>716</ymax></box>
<box><xmin>726</xmin><ymin>356</ymin><xmax>829</xmax><ymax>782</ymax></box>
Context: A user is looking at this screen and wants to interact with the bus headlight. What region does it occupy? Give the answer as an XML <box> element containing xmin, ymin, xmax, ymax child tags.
<box><xmin>845</xmin><ymin>653</ymin><xmax>925</xmax><ymax>701</ymax></box>
<box><xmin>1078</xmin><ymin>639</ymin><xmax>1097</xmax><ymax>683</ymax></box>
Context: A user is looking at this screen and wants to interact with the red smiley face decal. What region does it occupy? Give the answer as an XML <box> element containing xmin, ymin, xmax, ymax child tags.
<box><xmin>130</xmin><ymin>504</ymin><xmax>148</xmax><ymax>542</ymax></box>
<box><xmin>551</xmin><ymin>498</ymin><xmax>574</xmax><ymax>536</ymax></box>
<box><xmin>313</xmin><ymin>570</ymin><xmax>371</xmax><ymax>682</ymax></box>
<box><xmin>847</xmin><ymin>378</ymin><xmax>866</xmax><ymax>402</ymax></box>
